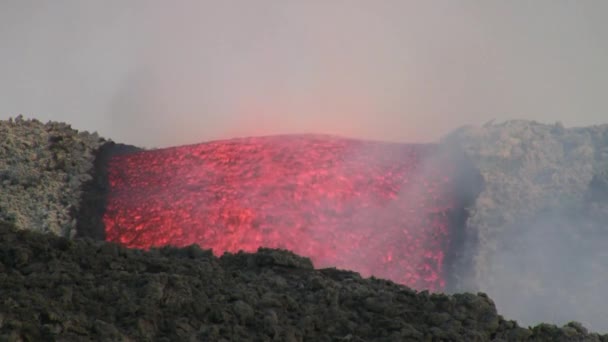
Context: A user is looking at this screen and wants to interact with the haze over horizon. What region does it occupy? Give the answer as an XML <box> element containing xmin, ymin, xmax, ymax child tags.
<box><xmin>1</xmin><ymin>1</ymin><xmax>607</xmax><ymax>148</ymax></box>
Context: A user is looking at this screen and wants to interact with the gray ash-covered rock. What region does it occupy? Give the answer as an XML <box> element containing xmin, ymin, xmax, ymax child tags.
<box><xmin>0</xmin><ymin>116</ymin><xmax>103</xmax><ymax>238</ymax></box>
<box><xmin>443</xmin><ymin>120</ymin><xmax>608</xmax><ymax>331</ymax></box>
<box><xmin>1</xmin><ymin>221</ymin><xmax>605</xmax><ymax>341</ymax></box>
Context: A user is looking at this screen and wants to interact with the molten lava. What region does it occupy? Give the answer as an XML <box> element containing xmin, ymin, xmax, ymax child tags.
<box><xmin>104</xmin><ymin>135</ymin><xmax>462</xmax><ymax>291</ymax></box>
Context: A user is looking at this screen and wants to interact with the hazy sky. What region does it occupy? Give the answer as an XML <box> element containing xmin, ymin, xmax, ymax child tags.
<box><xmin>1</xmin><ymin>1</ymin><xmax>607</xmax><ymax>147</ymax></box>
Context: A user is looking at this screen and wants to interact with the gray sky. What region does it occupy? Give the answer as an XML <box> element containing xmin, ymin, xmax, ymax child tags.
<box><xmin>1</xmin><ymin>1</ymin><xmax>607</xmax><ymax>147</ymax></box>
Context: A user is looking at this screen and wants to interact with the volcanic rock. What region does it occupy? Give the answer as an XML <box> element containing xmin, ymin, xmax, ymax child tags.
<box><xmin>2</xmin><ymin>117</ymin><xmax>608</xmax><ymax>337</ymax></box>
<box><xmin>444</xmin><ymin>120</ymin><xmax>608</xmax><ymax>330</ymax></box>
<box><xmin>1</xmin><ymin>221</ymin><xmax>606</xmax><ymax>341</ymax></box>
<box><xmin>0</xmin><ymin>115</ymin><xmax>102</xmax><ymax>237</ymax></box>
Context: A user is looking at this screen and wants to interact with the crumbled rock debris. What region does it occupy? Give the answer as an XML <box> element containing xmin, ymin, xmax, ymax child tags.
<box><xmin>0</xmin><ymin>222</ymin><xmax>605</xmax><ymax>341</ymax></box>
<box><xmin>0</xmin><ymin>116</ymin><xmax>103</xmax><ymax>238</ymax></box>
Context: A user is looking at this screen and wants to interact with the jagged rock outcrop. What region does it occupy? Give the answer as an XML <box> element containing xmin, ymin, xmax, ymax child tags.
<box><xmin>0</xmin><ymin>116</ymin><xmax>103</xmax><ymax>238</ymax></box>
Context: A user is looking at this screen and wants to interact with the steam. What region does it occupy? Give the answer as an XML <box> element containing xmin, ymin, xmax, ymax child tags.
<box><xmin>300</xmin><ymin>140</ymin><xmax>479</xmax><ymax>291</ymax></box>
<box><xmin>444</xmin><ymin>123</ymin><xmax>608</xmax><ymax>333</ymax></box>
<box><xmin>483</xmin><ymin>211</ymin><xmax>608</xmax><ymax>332</ymax></box>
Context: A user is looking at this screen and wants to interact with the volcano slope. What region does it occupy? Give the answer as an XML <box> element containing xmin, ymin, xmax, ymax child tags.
<box><xmin>1</xmin><ymin>117</ymin><xmax>608</xmax><ymax>340</ymax></box>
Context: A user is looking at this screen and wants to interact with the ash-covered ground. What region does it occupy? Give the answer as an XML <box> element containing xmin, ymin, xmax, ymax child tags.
<box><xmin>1</xmin><ymin>116</ymin><xmax>608</xmax><ymax>340</ymax></box>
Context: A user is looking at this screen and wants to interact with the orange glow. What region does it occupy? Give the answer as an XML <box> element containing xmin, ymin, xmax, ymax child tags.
<box><xmin>104</xmin><ymin>135</ymin><xmax>460</xmax><ymax>291</ymax></box>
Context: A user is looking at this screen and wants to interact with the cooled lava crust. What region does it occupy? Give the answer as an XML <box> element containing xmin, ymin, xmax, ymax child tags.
<box><xmin>77</xmin><ymin>135</ymin><xmax>481</xmax><ymax>292</ymax></box>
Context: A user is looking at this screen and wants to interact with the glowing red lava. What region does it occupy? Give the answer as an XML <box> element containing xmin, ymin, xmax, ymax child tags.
<box><xmin>104</xmin><ymin>135</ymin><xmax>460</xmax><ymax>291</ymax></box>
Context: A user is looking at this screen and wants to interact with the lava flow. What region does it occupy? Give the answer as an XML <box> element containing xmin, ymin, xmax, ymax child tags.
<box><xmin>103</xmin><ymin>135</ymin><xmax>466</xmax><ymax>291</ymax></box>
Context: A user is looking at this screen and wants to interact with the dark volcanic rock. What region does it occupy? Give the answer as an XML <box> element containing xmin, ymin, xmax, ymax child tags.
<box><xmin>0</xmin><ymin>222</ymin><xmax>606</xmax><ymax>341</ymax></box>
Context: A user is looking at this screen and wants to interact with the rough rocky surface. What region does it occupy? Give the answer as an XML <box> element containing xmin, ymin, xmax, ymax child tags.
<box><xmin>1</xmin><ymin>221</ymin><xmax>605</xmax><ymax>341</ymax></box>
<box><xmin>2</xmin><ymin>117</ymin><xmax>608</xmax><ymax>338</ymax></box>
<box><xmin>444</xmin><ymin>120</ymin><xmax>608</xmax><ymax>331</ymax></box>
<box><xmin>0</xmin><ymin>116</ymin><xmax>103</xmax><ymax>238</ymax></box>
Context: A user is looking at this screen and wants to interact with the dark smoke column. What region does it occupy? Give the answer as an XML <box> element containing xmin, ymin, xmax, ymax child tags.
<box><xmin>103</xmin><ymin>135</ymin><xmax>476</xmax><ymax>291</ymax></box>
